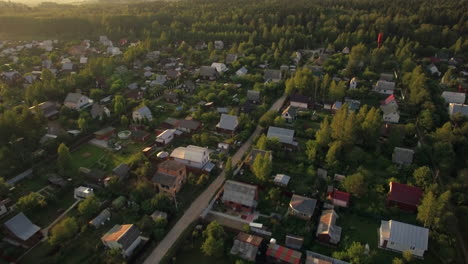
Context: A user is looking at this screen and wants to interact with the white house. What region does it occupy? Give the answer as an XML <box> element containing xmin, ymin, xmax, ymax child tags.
<box><xmin>380</xmin><ymin>95</ymin><xmax>400</xmax><ymax>123</ymax></box>
<box><xmin>267</xmin><ymin>126</ymin><xmax>297</xmax><ymax>146</ymax></box>
<box><xmin>214</xmin><ymin>40</ymin><xmax>224</xmax><ymax>50</ymax></box>
<box><xmin>170</xmin><ymin>145</ymin><xmax>210</xmax><ymax>169</ymax></box>
<box><xmin>74</xmin><ymin>186</ymin><xmax>94</xmax><ymax>200</ymax></box>
<box><xmin>101</xmin><ymin>224</ymin><xmax>142</xmax><ymax>257</ymax></box>
<box><xmin>236</xmin><ymin>66</ymin><xmax>248</xmax><ymax>76</ymax></box>
<box><xmin>349</xmin><ymin>77</ymin><xmax>357</xmax><ymax>89</ymax></box>
<box><xmin>383</xmin><ymin>111</ymin><xmax>400</xmax><ymax>123</ymax></box>
<box><xmin>211</xmin><ymin>62</ymin><xmax>228</xmax><ymax>73</ymax></box>
<box><xmin>379</xmin><ymin>220</ymin><xmax>429</xmax><ymax>258</ymax></box>
<box><xmin>156</xmin><ymin>129</ymin><xmax>176</xmax><ymax>146</ymax></box>
<box><xmin>64</xmin><ymin>93</ymin><xmax>91</xmax><ymax>110</ymax></box>
<box><xmin>448</xmin><ymin>103</ymin><xmax>468</xmax><ymax>117</ymax></box>
<box><xmin>281</xmin><ymin>105</ymin><xmax>297</xmax><ymax>123</ymax></box>
<box><xmin>427</xmin><ymin>64</ymin><xmax>441</xmax><ymax>76</ymax></box>
<box><xmin>375</xmin><ymin>80</ymin><xmax>396</xmax><ymax>95</ymax></box>
<box><xmin>132</xmin><ymin>105</ymin><xmax>153</xmax><ymax>122</ymax></box>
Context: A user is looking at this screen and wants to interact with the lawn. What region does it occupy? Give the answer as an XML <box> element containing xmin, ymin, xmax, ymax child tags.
<box><xmin>173</xmin><ymin>233</ymin><xmax>235</xmax><ymax>264</ymax></box>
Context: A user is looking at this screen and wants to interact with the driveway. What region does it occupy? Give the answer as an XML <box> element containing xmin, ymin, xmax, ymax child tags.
<box><xmin>143</xmin><ymin>93</ymin><xmax>287</xmax><ymax>264</ymax></box>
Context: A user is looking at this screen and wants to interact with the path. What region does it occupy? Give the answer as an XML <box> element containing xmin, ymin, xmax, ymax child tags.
<box><xmin>143</xmin><ymin>94</ymin><xmax>287</xmax><ymax>264</ymax></box>
<box><xmin>41</xmin><ymin>200</ymin><xmax>80</xmax><ymax>237</ymax></box>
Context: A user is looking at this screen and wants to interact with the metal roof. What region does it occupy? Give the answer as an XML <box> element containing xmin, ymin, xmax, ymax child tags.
<box><xmin>289</xmin><ymin>194</ymin><xmax>317</xmax><ymax>215</ymax></box>
<box><xmin>217</xmin><ymin>114</ymin><xmax>239</xmax><ymax>131</ymax></box>
<box><xmin>267</xmin><ymin>126</ymin><xmax>295</xmax><ymax>144</ymax></box>
<box><xmin>441</xmin><ymin>91</ymin><xmax>466</xmax><ymax>104</ymax></box>
<box><xmin>222</xmin><ymin>180</ymin><xmax>257</xmax><ymax>207</ymax></box>
<box><xmin>4</xmin><ymin>212</ymin><xmax>40</xmax><ymax>241</ymax></box>
<box><xmin>385</xmin><ymin>220</ymin><xmax>429</xmax><ymax>251</ymax></box>
<box><xmin>170</xmin><ymin>145</ymin><xmax>208</xmax><ymax>163</ymax></box>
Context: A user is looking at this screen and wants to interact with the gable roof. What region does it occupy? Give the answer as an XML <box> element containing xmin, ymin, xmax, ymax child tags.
<box><xmin>91</xmin><ymin>103</ymin><xmax>109</xmax><ymax>119</ymax></box>
<box><xmin>170</xmin><ymin>145</ymin><xmax>208</xmax><ymax>163</ymax></box>
<box><xmin>178</xmin><ymin>119</ymin><xmax>201</xmax><ymax>130</ymax></box>
<box><xmin>64</xmin><ymin>93</ymin><xmax>85</xmax><ymax>104</ymax></box>
<box><xmin>282</xmin><ymin>105</ymin><xmax>297</xmax><ymax>118</ymax></box>
<box><xmin>290</xmin><ymin>94</ymin><xmax>309</xmax><ymax>104</ymax></box>
<box><xmin>222</xmin><ymin>180</ymin><xmax>257</xmax><ymax>207</ymax></box>
<box><xmin>448</xmin><ymin>103</ymin><xmax>468</xmax><ymax>116</ymax></box>
<box><xmin>158</xmin><ymin>159</ymin><xmax>185</xmax><ymax>171</ymax></box>
<box><xmin>329</xmin><ymin>189</ymin><xmax>350</xmax><ymax>203</ymax></box>
<box><xmin>388</xmin><ymin>182</ymin><xmax>423</xmax><ymax>207</ymax></box>
<box><xmin>316</xmin><ymin>209</ymin><xmax>341</xmax><ymax>243</ymax></box>
<box><xmin>102</xmin><ymin>224</ymin><xmax>140</xmax><ymax>250</ymax></box>
<box><xmin>89</xmin><ymin>209</ymin><xmax>111</xmax><ymax>227</ymax></box>
<box><xmin>289</xmin><ymin>194</ymin><xmax>316</xmax><ymax>215</ymax></box>
<box><xmin>441</xmin><ymin>91</ymin><xmax>466</xmax><ymax>104</ymax></box>
<box><xmin>247</xmin><ymin>90</ymin><xmax>260</xmax><ymax>101</ymax></box>
<box><xmin>152</xmin><ymin>172</ymin><xmax>177</xmax><ymax>187</ymax></box>
<box><xmin>199</xmin><ymin>66</ymin><xmax>217</xmax><ymax>77</ymax></box>
<box><xmin>266</xmin><ymin>243</ymin><xmax>302</xmax><ymax>264</ymax></box>
<box><xmin>375</xmin><ymin>80</ymin><xmax>396</xmax><ymax>92</ymax></box>
<box><xmin>264</xmin><ymin>69</ymin><xmax>282</xmax><ymax>81</ymax></box>
<box><xmin>392</xmin><ymin>147</ymin><xmax>415</xmax><ymax>165</ymax></box>
<box><xmin>134</xmin><ymin>105</ymin><xmax>152</xmax><ymax>118</ymax></box>
<box><xmin>4</xmin><ymin>212</ymin><xmax>40</xmax><ymax>241</ymax></box>
<box><xmin>267</xmin><ymin>126</ymin><xmax>295</xmax><ymax>145</ymax></box>
<box><xmin>217</xmin><ymin>114</ymin><xmax>239</xmax><ymax>131</ymax></box>
<box><xmin>306</xmin><ymin>251</ymin><xmax>350</xmax><ymax>264</ymax></box>
<box><xmin>236</xmin><ymin>232</ymin><xmax>263</xmax><ymax>247</ymax></box>
<box><xmin>384</xmin><ymin>220</ymin><xmax>429</xmax><ymax>251</ymax></box>
<box><xmin>112</xmin><ymin>163</ymin><xmax>130</xmax><ymax>179</ymax></box>
<box><xmin>226</xmin><ymin>53</ymin><xmax>238</xmax><ymax>64</ymax></box>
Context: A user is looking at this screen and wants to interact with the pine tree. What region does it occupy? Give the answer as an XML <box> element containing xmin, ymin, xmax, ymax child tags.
<box><xmin>57</xmin><ymin>143</ymin><xmax>72</xmax><ymax>176</ymax></box>
<box><xmin>316</xmin><ymin>117</ymin><xmax>332</xmax><ymax>148</ymax></box>
<box><xmin>252</xmin><ymin>153</ymin><xmax>272</xmax><ymax>182</ymax></box>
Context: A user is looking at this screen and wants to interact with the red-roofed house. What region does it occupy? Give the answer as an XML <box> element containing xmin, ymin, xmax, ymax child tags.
<box><xmin>387</xmin><ymin>182</ymin><xmax>423</xmax><ymax>212</ymax></box>
<box><xmin>327</xmin><ymin>189</ymin><xmax>351</xmax><ymax>208</ymax></box>
<box><xmin>266</xmin><ymin>243</ymin><xmax>302</xmax><ymax>264</ymax></box>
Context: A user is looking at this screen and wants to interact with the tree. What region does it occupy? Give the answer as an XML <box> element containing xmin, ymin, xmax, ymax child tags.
<box><xmin>273</xmin><ymin>116</ymin><xmax>285</xmax><ymax>127</ymax></box>
<box><xmin>49</xmin><ymin>217</ymin><xmax>79</xmax><ymax>246</ymax></box>
<box><xmin>402</xmin><ymin>250</ymin><xmax>413</xmax><ymax>263</ymax></box>
<box><xmin>225</xmin><ymin>157</ymin><xmax>234</xmax><ymax>179</ymax></box>
<box><xmin>57</xmin><ymin>143</ymin><xmax>73</xmax><ymax>176</ymax></box>
<box><xmin>78</xmin><ymin>196</ymin><xmax>100</xmax><ymax>218</ymax></box>
<box><xmin>417</xmin><ymin>191</ymin><xmax>451</xmax><ymax>229</ymax></box>
<box><xmin>346</xmin><ymin>44</ymin><xmax>367</xmax><ymax>76</ymax></box>
<box><xmin>326</xmin><ymin>141</ymin><xmax>344</xmax><ymax>169</ymax></box>
<box><xmin>333</xmin><ymin>241</ymin><xmax>371</xmax><ymax>264</ymax></box>
<box><xmin>413</xmin><ymin>166</ymin><xmax>432</xmax><ymax>189</ymax></box>
<box><xmin>77</xmin><ymin>117</ymin><xmax>88</xmax><ymax>132</ymax></box>
<box><xmin>201</xmin><ymin>221</ymin><xmax>226</xmax><ymax>257</ymax></box>
<box><xmin>256</xmin><ymin>134</ymin><xmax>268</xmax><ymax>150</ymax></box>
<box><xmin>0</xmin><ymin>177</ymin><xmax>9</xmax><ymax>198</ymax></box>
<box><xmin>392</xmin><ymin>258</ymin><xmax>404</xmax><ymax>264</ymax></box>
<box><xmin>120</xmin><ymin>115</ymin><xmax>129</xmax><ymax>127</ymax></box>
<box><xmin>259</xmin><ymin>110</ymin><xmax>277</xmax><ymax>127</ymax></box>
<box><xmin>17</xmin><ymin>192</ymin><xmax>47</xmax><ymax>211</ymax></box>
<box><xmin>113</xmin><ymin>95</ymin><xmax>126</xmax><ymax>115</ymax></box>
<box><xmin>305</xmin><ymin>140</ymin><xmax>317</xmax><ymax>162</ymax></box>
<box><xmin>252</xmin><ymin>153</ymin><xmax>272</xmax><ymax>182</ymax></box>
<box><xmin>342</xmin><ymin>171</ymin><xmax>367</xmax><ymax>197</ymax></box>
<box><xmin>315</xmin><ymin>117</ymin><xmax>332</xmax><ymax>148</ymax></box>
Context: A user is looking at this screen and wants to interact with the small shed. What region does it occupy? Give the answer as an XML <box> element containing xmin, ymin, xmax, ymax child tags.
<box><xmin>151</xmin><ymin>210</ymin><xmax>168</xmax><ymax>221</ymax></box>
<box><xmin>273</xmin><ymin>174</ymin><xmax>290</xmax><ymax>187</ymax></box>
<box><xmin>89</xmin><ymin>209</ymin><xmax>111</xmax><ymax>228</ymax></box>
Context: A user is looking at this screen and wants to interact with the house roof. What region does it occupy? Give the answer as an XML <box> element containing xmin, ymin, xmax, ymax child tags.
<box><xmin>231</xmin><ymin>233</ymin><xmax>262</xmax><ymax>262</ymax></box>
<box><xmin>448</xmin><ymin>103</ymin><xmax>468</xmax><ymax>116</ymax></box>
<box><xmin>267</xmin><ymin>126</ymin><xmax>295</xmax><ymax>145</ymax></box>
<box><xmin>152</xmin><ymin>172</ymin><xmax>177</xmax><ymax>187</ymax></box>
<box><xmin>316</xmin><ymin>209</ymin><xmax>341</xmax><ymax>243</ymax></box>
<box><xmin>217</xmin><ymin>114</ymin><xmax>239</xmax><ymax>131</ymax></box>
<box><xmin>170</xmin><ymin>145</ymin><xmax>208</xmax><ymax>163</ymax></box>
<box><xmin>211</xmin><ymin>62</ymin><xmax>228</xmax><ymax>73</ymax></box>
<box><xmin>222</xmin><ymin>180</ymin><xmax>257</xmax><ymax>207</ymax></box>
<box><xmin>112</xmin><ymin>163</ymin><xmax>130</xmax><ymax>178</ymax></box>
<box><xmin>306</xmin><ymin>251</ymin><xmax>350</xmax><ymax>264</ymax></box>
<box><xmin>380</xmin><ymin>73</ymin><xmax>394</xmax><ymax>82</ymax></box>
<box><xmin>274</xmin><ymin>174</ymin><xmax>291</xmax><ymax>186</ymax></box>
<box><xmin>383</xmin><ymin>220</ymin><xmax>429</xmax><ymax>251</ymax></box>
<box><xmin>388</xmin><ymin>182</ymin><xmax>423</xmax><ymax>207</ymax></box>
<box><xmin>264</xmin><ymin>69</ymin><xmax>282</xmax><ymax>81</ymax></box>
<box><xmin>91</xmin><ymin>103</ymin><xmax>109</xmax><ymax>119</ymax></box>
<box><xmin>290</xmin><ymin>94</ymin><xmax>309</xmax><ymax>104</ymax></box>
<box><xmin>64</xmin><ymin>93</ymin><xmax>85</xmax><ymax>104</ymax></box>
<box><xmin>178</xmin><ymin>119</ymin><xmax>201</xmax><ymax>130</ymax></box>
<box><xmin>158</xmin><ymin>160</ymin><xmax>185</xmax><ymax>171</ymax></box>
<box><xmin>94</xmin><ymin>126</ymin><xmax>115</xmax><ymax>136</ymax></box>
<box><xmin>375</xmin><ymin>80</ymin><xmax>396</xmax><ymax>92</ymax></box>
<box><xmin>89</xmin><ymin>209</ymin><xmax>111</xmax><ymax>227</ymax></box>
<box><xmin>236</xmin><ymin>232</ymin><xmax>263</xmax><ymax>247</ymax></box>
<box><xmin>282</xmin><ymin>105</ymin><xmax>297</xmax><ymax>117</ymax></box>
<box><xmin>392</xmin><ymin>147</ymin><xmax>415</xmax><ymax>165</ymax></box>
<box><xmin>102</xmin><ymin>224</ymin><xmax>140</xmax><ymax>250</ymax></box>
<box><xmin>285</xmin><ymin>235</ymin><xmax>304</xmax><ymax>250</ymax></box>
<box><xmin>289</xmin><ymin>194</ymin><xmax>316</xmax><ymax>215</ymax></box>
<box><xmin>134</xmin><ymin>105</ymin><xmax>152</xmax><ymax>118</ymax></box>
<box><xmin>29</xmin><ymin>101</ymin><xmax>59</xmax><ymax>118</ymax></box>
<box><xmin>266</xmin><ymin>243</ymin><xmax>302</xmax><ymax>264</ymax></box>
<box><xmin>247</xmin><ymin>90</ymin><xmax>260</xmax><ymax>101</ymax></box>
<box><xmin>441</xmin><ymin>91</ymin><xmax>466</xmax><ymax>104</ymax></box>
<box><xmin>226</xmin><ymin>53</ymin><xmax>238</xmax><ymax>64</ymax></box>
<box><xmin>199</xmin><ymin>66</ymin><xmax>217</xmax><ymax>77</ymax></box>
<box><xmin>4</xmin><ymin>212</ymin><xmax>40</xmax><ymax>241</ymax></box>
<box><xmin>164</xmin><ymin>117</ymin><xmax>180</xmax><ymax>127</ymax></box>
<box><xmin>329</xmin><ymin>190</ymin><xmax>350</xmax><ymax>203</ymax></box>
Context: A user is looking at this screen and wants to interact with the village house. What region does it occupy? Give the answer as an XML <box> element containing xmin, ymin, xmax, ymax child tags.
<box><xmin>448</xmin><ymin>103</ymin><xmax>468</xmax><ymax>117</ymax></box>
<box><xmin>247</xmin><ymin>90</ymin><xmax>261</xmax><ymax>104</ymax></box>
<box><xmin>316</xmin><ymin>209</ymin><xmax>342</xmax><ymax>245</ymax></box>
<box><xmin>216</xmin><ymin>114</ymin><xmax>239</xmax><ymax>134</ymax></box>
<box><xmin>0</xmin><ymin>199</ymin><xmax>11</xmax><ymax>217</ymax></box>
<box><xmin>199</xmin><ymin>66</ymin><xmax>218</xmax><ymax>80</ymax></box>
<box><xmin>152</xmin><ymin>160</ymin><xmax>187</xmax><ymax>197</ymax></box>
<box><xmin>288</xmin><ymin>194</ymin><xmax>317</xmax><ymax>220</ymax></box>
<box><xmin>281</xmin><ymin>105</ymin><xmax>297</xmax><ymax>123</ymax></box>
<box><xmin>182</xmin><ymin>80</ymin><xmax>196</xmax><ymax>93</ymax></box>
<box><xmin>374</xmin><ymin>80</ymin><xmax>396</xmax><ymax>95</ymax></box>
<box><xmin>112</xmin><ymin>163</ymin><xmax>130</xmax><ymax>181</ymax></box>
<box><xmin>131</xmin><ymin>130</ymin><xmax>151</xmax><ymax>142</ymax></box>
<box><xmin>230</xmin><ymin>232</ymin><xmax>263</xmax><ymax>262</ymax></box>
<box><xmin>387</xmin><ymin>182</ymin><xmax>423</xmax><ymax>212</ymax></box>
<box><xmin>327</xmin><ymin>188</ymin><xmax>351</xmax><ymax>208</ymax></box>
<box><xmin>266</xmin><ymin>242</ymin><xmax>302</xmax><ymax>264</ymax></box>
<box><xmin>289</xmin><ymin>94</ymin><xmax>310</xmax><ymax>109</ymax></box>
<box><xmin>93</xmin><ymin>126</ymin><xmax>115</xmax><ymax>140</ymax></box>
<box><xmin>29</xmin><ymin>101</ymin><xmax>59</xmax><ymax>119</ymax></box>
<box><xmin>380</xmin><ymin>94</ymin><xmax>400</xmax><ymax>123</ymax></box>
<box><xmin>3</xmin><ymin>212</ymin><xmax>43</xmax><ymax>248</ymax></box>
<box><xmin>441</xmin><ymin>91</ymin><xmax>466</xmax><ymax>104</ymax></box>
<box><xmin>132</xmin><ymin>105</ymin><xmax>153</xmax><ymax>122</ymax></box>
<box><xmin>91</xmin><ymin>103</ymin><xmax>110</xmax><ymax>120</ymax></box>
<box><xmin>177</xmin><ymin>119</ymin><xmax>202</xmax><ymax>134</ymax></box>
<box><xmin>379</xmin><ymin>220</ymin><xmax>429</xmax><ymax>258</ymax></box>
<box><xmin>273</xmin><ymin>174</ymin><xmax>291</xmax><ymax>187</ymax></box>
<box><xmin>225</xmin><ymin>53</ymin><xmax>238</xmax><ymax>64</ymax></box>
<box><xmin>392</xmin><ymin>147</ymin><xmax>415</xmax><ymax>165</ymax></box>
<box><xmin>101</xmin><ymin>224</ymin><xmax>142</xmax><ymax>257</ymax></box>
<box><xmin>156</xmin><ymin>129</ymin><xmax>176</xmax><ymax>146</ymax></box>
<box><xmin>64</xmin><ymin>93</ymin><xmax>91</xmax><ymax>110</ymax></box>
<box><xmin>267</xmin><ymin>126</ymin><xmax>298</xmax><ymax>147</ymax></box>
<box><xmin>170</xmin><ymin>145</ymin><xmax>211</xmax><ymax>170</ymax></box>
<box><xmin>349</xmin><ymin>77</ymin><xmax>358</xmax><ymax>89</ymax></box>
<box><xmin>89</xmin><ymin>209</ymin><xmax>111</xmax><ymax>228</ymax></box>
<box><xmin>222</xmin><ymin>180</ymin><xmax>258</xmax><ymax>212</ymax></box>
<box><xmin>214</xmin><ymin>40</ymin><xmax>224</xmax><ymax>50</ymax></box>
<box><xmin>74</xmin><ymin>186</ymin><xmax>94</xmax><ymax>200</ymax></box>
<box><xmin>306</xmin><ymin>251</ymin><xmax>350</xmax><ymax>264</ymax></box>
<box><xmin>211</xmin><ymin>62</ymin><xmax>228</xmax><ymax>73</ymax></box>
<box><xmin>285</xmin><ymin>235</ymin><xmax>304</xmax><ymax>250</ymax></box>
<box><xmin>264</xmin><ymin>69</ymin><xmax>282</xmax><ymax>82</ymax></box>
<box><xmin>236</xmin><ymin>66</ymin><xmax>248</xmax><ymax>76</ymax></box>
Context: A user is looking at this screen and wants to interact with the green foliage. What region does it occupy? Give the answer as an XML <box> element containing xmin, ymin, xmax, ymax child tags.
<box><xmin>259</xmin><ymin>110</ymin><xmax>277</xmax><ymax>128</ymax></box>
<box><xmin>342</xmin><ymin>171</ymin><xmax>367</xmax><ymax>197</ymax></box>
<box><xmin>417</xmin><ymin>190</ymin><xmax>451</xmax><ymax>229</ymax></box>
<box><xmin>332</xmin><ymin>241</ymin><xmax>372</xmax><ymax>264</ymax></box>
<box><xmin>256</xmin><ymin>134</ymin><xmax>268</xmax><ymax>150</ymax></box>
<box><xmin>49</xmin><ymin>217</ymin><xmax>79</xmax><ymax>246</ymax></box>
<box><xmin>315</xmin><ymin>117</ymin><xmax>332</xmax><ymax>148</ymax></box>
<box><xmin>201</xmin><ymin>221</ymin><xmax>226</xmax><ymax>257</ymax></box>
<box><xmin>0</xmin><ymin>177</ymin><xmax>10</xmax><ymax>198</ymax></box>
<box><xmin>305</xmin><ymin>140</ymin><xmax>317</xmax><ymax>162</ymax></box>
<box><xmin>225</xmin><ymin>157</ymin><xmax>234</xmax><ymax>179</ymax></box>
<box><xmin>252</xmin><ymin>153</ymin><xmax>272</xmax><ymax>182</ymax></box>
<box><xmin>57</xmin><ymin>143</ymin><xmax>72</xmax><ymax>176</ymax></box>
<box><xmin>78</xmin><ymin>196</ymin><xmax>100</xmax><ymax>218</ymax></box>
<box><xmin>17</xmin><ymin>192</ymin><xmax>47</xmax><ymax>211</ymax></box>
<box><xmin>413</xmin><ymin>166</ymin><xmax>432</xmax><ymax>189</ymax></box>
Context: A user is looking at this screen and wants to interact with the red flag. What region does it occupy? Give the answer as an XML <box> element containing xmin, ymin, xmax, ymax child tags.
<box><xmin>378</xmin><ymin>33</ymin><xmax>383</xmax><ymax>48</ymax></box>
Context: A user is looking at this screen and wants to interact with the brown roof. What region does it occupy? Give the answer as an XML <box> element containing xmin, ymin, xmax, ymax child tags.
<box><xmin>102</xmin><ymin>224</ymin><xmax>140</xmax><ymax>250</ymax></box>
<box><xmin>178</xmin><ymin>119</ymin><xmax>201</xmax><ymax>130</ymax></box>
<box><xmin>236</xmin><ymin>232</ymin><xmax>263</xmax><ymax>247</ymax></box>
<box><xmin>102</xmin><ymin>224</ymin><xmax>132</xmax><ymax>242</ymax></box>
<box><xmin>158</xmin><ymin>160</ymin><xmax>185</xmax><ymax>171</ymax></box>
